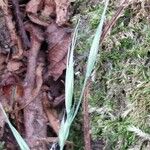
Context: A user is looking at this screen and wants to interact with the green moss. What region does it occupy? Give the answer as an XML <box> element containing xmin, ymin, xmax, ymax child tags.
<box><xmin>72</xmin><ymin>0</ymin><xmax>150</xmax><ymax>149</ymax></box>
<box><xmin>91</xmin><ymin>115</ymin><xmax>136</xmax><ymax>149</ymax></box>
<box><xmin>90</xmin><ymin>45</ymin><xmax>150</xmax><ymax>148</ymax></box>
<box><xmin>68</xmin><ymin>113</ymin><xmax>84</xmax><ymax>150</ymax></box>
<box><xmin>120</xmin><ymin>37</ymin><xmax>134</xmax><ymax>50</ymax></box>
<box><xmin>88</xmin><ymin>5</ymin><xmax>104</xmax><ymax>29</ymax></box>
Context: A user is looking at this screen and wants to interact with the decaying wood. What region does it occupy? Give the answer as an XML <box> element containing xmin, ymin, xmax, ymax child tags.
<box><xmin>0</xmin><ymin>0</ymin><xmax>24</xmax><ymax>58</ymax></box>
<box><xmin>18</xmin><ymin>63</ymin><xmax>43</xmax><ymax>111</ymax></box>
<box><xmin>24</xmin><ymin>23</ymin><xmax>43</xmax><ymax>90</ymax></box>
<box><xmin>0</xmin><ymin>8</ymin><xmax>11</xmax><ymax>53</ymax></box>
<box><xmin>24</xmin><ymin>93</ymin><xmax>47</xmax><ymax>150</ymax></box>
<box><xmin>23</xmin><ymin>23</ymin><xmax>47</xmax><ymax>149</ymax></box>
<box><xmin>0</xmin><ymin>54</ymin><xmax>6</xmax><ymax>71</ymax></box>
<box><xmin>0</xmin><ymin>0</ymin><xmax>16</xmax><ymax>46</ymax></box>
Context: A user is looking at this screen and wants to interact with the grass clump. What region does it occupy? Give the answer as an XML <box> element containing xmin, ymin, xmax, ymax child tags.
<box><xmin>58</xmin><ymin>0</ymin><xmax>110</xmax><ymax>149</ymax></box>
<box><xmin>0</xmin><ymin>103</ymin><xmax>30</xmax><ymax>150</ymax></box>
<box><xmin>69</xmin><ymin>0</ymin><xmax>150</xmax><ymax>149</ymax></box>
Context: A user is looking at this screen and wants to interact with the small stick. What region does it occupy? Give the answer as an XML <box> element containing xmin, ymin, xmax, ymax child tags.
<box><xmin>83</xmin><ymin>81</ymin><xmax>92</xmax><ymax>150</ymax></box>
<box><xmin>101</xmin><ymin>0</ymin><xmax>129</xmax><ymax>43</ymax></box>
<box><xmin>11</xmin><ymin>0</ymin><xmax>30</xmax><ymax>49</ymax></box>
<box><xmin>23</xmin><ymin>23</ymin><xmax>45</xmax><ymax>147</ymax></box>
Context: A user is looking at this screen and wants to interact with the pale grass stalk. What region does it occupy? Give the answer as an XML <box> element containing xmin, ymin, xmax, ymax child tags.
<box><xmin>0</xmin><ymin>103</ymin><xmax>30</xmax><ymax>150</ymax></box>
<box><xmin>58</xmin><ymin>0</ymin><xmax>110</xmax><ymax>149</ymax></box>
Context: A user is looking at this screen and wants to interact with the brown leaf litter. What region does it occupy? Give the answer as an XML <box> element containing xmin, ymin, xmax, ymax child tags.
<box><xmin>26</xmin><ymin>0</ymin><xmax>71</xmax><ymax>26</ymax></box>
<box><xmin>0</xmin><ymin>0</ymin><xmax>72</xmax><ymax>149</ymax></box>
<box><xmin>46</xmin><ymin>22</ymin><xmax>72</xmax><ymax>80</ymax></box>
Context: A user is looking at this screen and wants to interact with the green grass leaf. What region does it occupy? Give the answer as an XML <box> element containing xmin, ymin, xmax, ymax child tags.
<box><xmin>59</xmin><ymin>20</ymin><xmax>80</xmax><ymax>150</ymax></box>
<box><xmin>73</xmin><ymin>0</ymin><xmax>110</xmax><ymax>120</ymax></box>
<box><xmin>58</xmin><ymin>0</ymin><xmax>110</xmax><ymax>149</ymax></box>
<box><xmin>0</xmin><ymin>103</ymin><xmax>30</xmax><ymax>150</ymax></box>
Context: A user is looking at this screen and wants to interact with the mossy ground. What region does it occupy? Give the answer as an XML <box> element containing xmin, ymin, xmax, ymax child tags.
<box><xmin>70</xmin><ymin>0</ymin><xmax>150</xmax><ymax>149</ymax></box>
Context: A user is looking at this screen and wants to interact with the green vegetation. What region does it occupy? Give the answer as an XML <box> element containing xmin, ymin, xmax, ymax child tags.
<box><xmin>58</xmin><ymin>1</ymin><xmax>109</xmax><ymax>149</ymax></box>
<box><xmin>72</xmin><ymin>0</ymin><xmax>150</xmax><ymax>149</ymax></box>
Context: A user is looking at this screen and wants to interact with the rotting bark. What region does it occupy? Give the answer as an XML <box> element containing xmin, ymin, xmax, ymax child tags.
<box><xmin>0</xmin><ymin>0</ymin><xmax>24</xmax><ymax>59</ymax></box>
<box><xmin>24</xmin><ymin>93</ymin><xmax>47</xmax><ymax>150</ymax></box>
<box><xmin>0</xmin><ymin>9</ymin><xmax>11</xmax><ymax>53</ymax></box>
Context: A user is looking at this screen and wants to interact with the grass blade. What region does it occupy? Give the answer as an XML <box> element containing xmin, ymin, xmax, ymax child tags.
<box><xmin>86</xmin><ymin>0</ymin><xmax>109</xmax><ymax>78</ymax></box>
<box><xmin>0</xmin><ymin>103</ymin><xmax>30</xmax><ymax>150</ymax></box>
<box><xmin>65</xmin><ymin>23</ymin><xmax>77</xmax><ymax>114</ymax></box>
<box><xmin>128</xmin><ymin>126</ymin><xmax>150</xmax><ymax>141</ymax></box>
<box><xmin>73</xmin><ymin>0</ymin><xmax>110</xmax><ymax>120</ymax></box>
<box><xmin>59</xmin><ymin>20</ymin><xmax>79</xmax><ymax>150</ymax></box>
<box><xmin>58</xmin><ymin>0</ymin><xmax>109</xmax><ymax>149</ymax></box>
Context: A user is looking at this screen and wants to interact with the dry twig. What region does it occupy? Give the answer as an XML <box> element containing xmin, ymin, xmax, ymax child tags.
<box><xmin>83</xmin><ymin>82</ymin><xmax>92</xmax><ymax>150</ymax></box>
<box><xmin>23</xmin><ymin>23</ymin><xmax>47</xmax><ymax>149</ymax></box>
<box><xmin>101</xmin><ymin>0</ymin><xmax>130</xmax><ymax>43</ymax></box>
<box><xmin>11</xmin><ymin>0</ymin><xmax>30</xmax><ymax>49</ymax></box>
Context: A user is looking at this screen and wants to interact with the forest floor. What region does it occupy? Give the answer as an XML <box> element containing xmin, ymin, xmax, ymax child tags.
<box><xmin>0</xmin><ymin>0</ymin><xmax>150</xmax><ymax>150</ymax></box>
<box><xmin>70</xmin><ymin>0</ymin><xmax>150</xmax><ymax>149</ymax></box>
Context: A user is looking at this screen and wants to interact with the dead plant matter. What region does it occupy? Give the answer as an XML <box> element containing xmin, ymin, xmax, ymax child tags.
<box><xmin>0</xmin><ymin>0</ymin><xmax>72</xmax><ymax>149</ymax></box>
